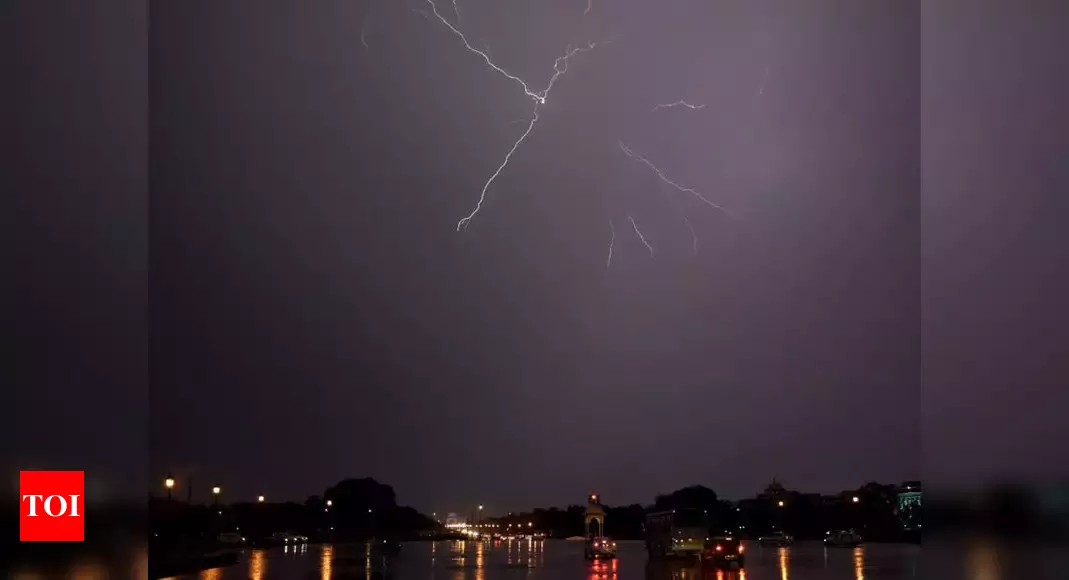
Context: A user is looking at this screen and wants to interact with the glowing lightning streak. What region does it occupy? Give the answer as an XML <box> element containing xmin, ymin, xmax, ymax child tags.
<box><xmin>584</xmin><ymin>0</ymin><xmax>592</xmax><ymax>15</ymax></box>
<box><xmin>628</xmin><ymin>215</ymin><xmax>653</xmax><ymax>256</ymax></box>
<box><xmin>425</xmin><ymin>0</ymin><xmax>541</xmax><ymax>103</ymax></box>
<box><xmin>651</xmin><ymin>100</ymin><xmax>705</xmax><ymax>112</ymax></box>
<box><xmin>361</xmin><ymin>28</ymin><xmax>368</xmax><ymax>49</ymax></box>
<box><xmin>451</xmin><ymin>0</ymin><xmax>461</xmax><ymax>24</ymax></box>
<box><xmin>618</xmin><ymin>141</ymin><xmax>738</xmax><ymax>220</ymax></box>
<box><xmin>424</xmin><ymin>0</ymin><xmax>594</xmax><ymax>230</ymax></box>
<box><xmin>606</xmin><ymin>219</ymin><xmax>615</xmax><ymax>267</ymax></box>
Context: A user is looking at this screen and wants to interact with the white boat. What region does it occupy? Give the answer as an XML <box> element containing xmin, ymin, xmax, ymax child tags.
<box><xmin>824</xmin><ymin>529</ymin><xmax>863</xmax><ymax>547</ymax></box>
<box><xmin>757</xmin><ymin>531</ymin><xmax>793</xmax><ymax>546</ymax></box>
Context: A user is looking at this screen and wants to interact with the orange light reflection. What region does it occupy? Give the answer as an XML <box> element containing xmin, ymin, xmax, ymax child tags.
<box><xmin>321</xmin><ymin>545</ymin><xmax>333</xmax><ymax>580</ymax></box>
<box><xmin>250</xmin><ymin>549</ymin><xmax>266</xmax><ymax>580</ymax></box>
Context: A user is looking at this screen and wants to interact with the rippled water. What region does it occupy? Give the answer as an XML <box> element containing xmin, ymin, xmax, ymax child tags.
<box><xmin>160</xmin><ymin>539</ymin><xmax>922</xmax><ymax>580</ymax></box>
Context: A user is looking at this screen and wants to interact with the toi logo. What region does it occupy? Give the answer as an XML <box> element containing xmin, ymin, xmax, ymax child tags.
<box><xmin>20</xmin><ymin>470</ymin><xmax>84</xmax><ymax>541</ymax></box>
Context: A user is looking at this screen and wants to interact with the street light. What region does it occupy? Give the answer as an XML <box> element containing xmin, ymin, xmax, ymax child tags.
<box><xmin>212</xmin><ymin>486</ymin><xmax>221</xmax><ymax>505</ymax></box>
<box><xmin>852</xmin><ymin>496</ymin><xmax>860</xmax><ymax>503</ymax></box>
<box><xmin>165</xmin><ymin>475</ymin><xmax>175</xmax><ymax>500</ymax></box>
<box><xmin>258</xmin><ymin>495</ymin><xmax>265</xmax><ymax>503</ymax></box>
<box><xmin>326</xmin><ymin>500</ymin><xmax>333</xmax><ymax>507</ymax></box>
<box><xmin>777</xmin><ymin>500</ymin><xmax>785</xmax><ymax>507</ymax></box>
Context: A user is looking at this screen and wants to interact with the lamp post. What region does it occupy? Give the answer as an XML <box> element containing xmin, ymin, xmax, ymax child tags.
<box><xmin>478</xmin><ymin>505</ymin><xmax>483</xmax><ymax>526</ymax></box>
<box><xmin>212</xmin><ymin>486</ymin><xmax>221</xmax><ymax>506</ymax></box>
<box><xmin>165</xmin><ymin>475</ymin><xmax>175</xmax><ymax>500</ymax></box>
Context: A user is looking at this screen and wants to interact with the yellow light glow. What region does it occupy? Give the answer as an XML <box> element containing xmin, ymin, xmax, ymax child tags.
<box><xmin>165</xmin><ymin>478</ymin><xmax>175</xmax><ymax>489</ymax></box>
<box><xmin>257</xmin><ymin>495</ymin><xmax>265</xmax><ymax>502</ymax></box>
<box><xmin>212</xmin><ymin>486</ymin><xmax>221</xmax><ymax>495</ymax></box>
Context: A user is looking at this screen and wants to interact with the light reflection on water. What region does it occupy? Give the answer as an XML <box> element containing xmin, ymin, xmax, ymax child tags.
<box><xmin>320</xmin><ymin>544</ymin><xmax>333</xmax><ymax>580</ymax></box>
<box><xmin>37</xmin><ymin>539</ymin><xmax>942</xmax><ymax>579</ymax></box>
<box><xmin>966</xmin><ymin>538</ymin><xmax>1002</xmax><ymax>580</ymax></box>
<box><xmin>249</xmin><ymin>548</ymin><xmax>266</xmax><ymax>580</ymax></box>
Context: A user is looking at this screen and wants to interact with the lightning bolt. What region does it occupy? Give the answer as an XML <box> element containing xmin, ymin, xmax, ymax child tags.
<box><xmin>451</xmin><ymin>0</ymin><xmax>462</xmax><ymax>24</ymax></box>
<box><xmin>618</xmin><ymin>141</ymin><xmax>738</xmax><ymax>220</ymax></box>
<box><xmin>651</xmin><ymin>100</ymin><xmax>705</xmax><ymax>112</ymax></box>
<box><xmin>424</xmin><ymin>0</ymin><xmax>595</xmax><ymax>231</ymax></box>
<box><xmin>606</xmin><ymin>219</ymin><xmax>615</xmax><ymax>267</ymax></box>
<box><xmin>584</xmin><ymin>0</ymin><xmax>592</xmax><ymax>15</ymax></box>
<box><xmin>361</xmin><ymin>28</ymin><xmax>368</xmax><ymax>49</ymax></box>
<box><xmin>628</xmin><ymin>215</ymin><xmax>653</xmax><ymax>256</ymax></box>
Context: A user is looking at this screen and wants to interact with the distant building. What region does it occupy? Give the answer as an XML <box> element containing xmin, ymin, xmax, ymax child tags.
<box><xmin>757</xmin><ymin>478</ymin><xmax>788</xmax><ymax>502</ymax></box>
<box><xmin>896</xmin><ymin>481</ymin><xmax>922</xmax><ymax>529</ymax></box>
<box><xmin>445</xmin><ymin>512</ymin><xmax>462</xmax><ymax>528</ymax></box>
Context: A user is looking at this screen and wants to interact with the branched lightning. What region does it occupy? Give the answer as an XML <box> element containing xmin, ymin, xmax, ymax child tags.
<box><xmin>361</xmin><ymin>28</ymin><xmax>368</xmax><ymax>49</ymax></box>
<box><xmin>628</xmin><ymin>215</ymin><xmax>653</xmax><ymax>256</ymax></box>
<box><xmin>424</xmin><ymin>0</ymin><xmax>595</xmax><ymax>230</ymax></box>
<box><xmin>584</xmin><ymin>0</ymin><xmax>593</xmax><ymax>15</ymax></box>
<box><xmin>606</xmin><ymin>219</ymin><xmax>615</xmax><ymax>267</ymax></box>
<box><xmin>451</xmin><ymin>0</ymin><xmax>462</xmax><ymax>25</ymax></box>
<box><xmin>651</xmin><ymin>100</ymin><xmax>705</xmax><ymax>112</ymax></box>
<box><xmin>618</xmin><ymin>141</ymin><xmax>738</xmax><ymax>220</ymax></box>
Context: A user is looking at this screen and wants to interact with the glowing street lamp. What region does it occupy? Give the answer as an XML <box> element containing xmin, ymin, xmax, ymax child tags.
<box><xmin>164</xmin><ymin>475</ymin><xmax>175</xmax><ymax>500</ymax></box>
<box><xmin>258</xmin><ymin>495</ymin><xmax>265</xmax><ymax>503</ymax></box>
<box><xmin>852</xmin><ymin>496</ymin><xmax>860</xmax><ymax>503</ymax></box>
<box><xmin>326</xmin><ymin>500</ymin><xmax>333</xmax><ymax>507</ymax></box>
<box><xmin>777</xmin><ymin>500</ymin><xmax>785</xmax><ymax>507</ymax></box>
<box><xmin>212</xmin><ymin>486</ymin><xmax>221</xmax><ymax>505</ymax></box>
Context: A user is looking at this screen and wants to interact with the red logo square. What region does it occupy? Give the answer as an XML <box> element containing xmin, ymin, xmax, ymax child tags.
<box><xmin>20</xmin><ymin>470</ymin><xmax>84</xmax><ymax>542</ymax></box>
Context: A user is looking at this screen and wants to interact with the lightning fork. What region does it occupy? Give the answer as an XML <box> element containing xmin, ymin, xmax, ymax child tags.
<box><xmin>424</xmin><ymin>0</ymin><xmax>542</xmax><ymax>102</ymax></box>
<box><xmin>628</xmin><ymin>215</ymin><xmax>653</xmax><ymax>256</ymax></box>
<box><xmin>424</xmin><ymin>1</ymin><xmax>595</xmax><ymax>230</ymax></box>
<box><xmin>617</xmin><ymin>141</ymin><xmax>738</xmax><ymax>220</ymax></box>
<box><xmin>651</xmin><ymin>100</ymin><xmax>706</xmax><ymax>112</ymax></box>
<box><xmin>584</xmin><ymin>0</ymin><xmax>592</xmax><ymax>15</ymax></box>
<box><xmin>606</xmin><ymin>219</ymin><xmax>615</xmax><ymax>267</ymax></box>
<box><xmin>456</xmin><ymin>102</ymin><xmax>541</xmax><ymax>231</ymax></box>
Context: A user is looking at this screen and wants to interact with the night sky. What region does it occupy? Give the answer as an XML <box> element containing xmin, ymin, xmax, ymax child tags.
<box><xmin>8</xmin><ymin>1</ymin><xmax>1067</xmax><ymax>515</ymax></box>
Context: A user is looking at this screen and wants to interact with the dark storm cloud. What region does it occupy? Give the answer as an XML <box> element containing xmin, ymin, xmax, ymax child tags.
<box><xmin>5</xmin><ymin>0</ymin><xmax>148</xmax><ymax>502</ymax></box>
<box><xmin>147</xmin><ymin>0</ymin><xmax>922</xmax><ymax>512</ymax></box>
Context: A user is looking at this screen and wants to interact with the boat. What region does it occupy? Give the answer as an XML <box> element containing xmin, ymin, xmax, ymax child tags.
<box><xmin>757</xmin><ymin>531</ymin><xmax>793</xmax><ymax>547</ymax></box>
<box><xmin>824</xmin><ymin>529</ymin><xmax>863</xmax><ymax>547</ymax></box>
<box><xmin>584</xmin><ymin>536</ymin><xmax>618</xmax><ymax>560</ymax></box>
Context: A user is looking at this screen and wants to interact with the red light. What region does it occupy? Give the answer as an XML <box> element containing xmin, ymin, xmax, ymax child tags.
<box><xmin>738</xmin><ymin>544</ymin><xmax>744</xmax><ymax>553</ymax></box>
<box><xmin>715</xmin><ymin>545</ymin><xmax>722</xmax><ymax>551</ymax></box>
